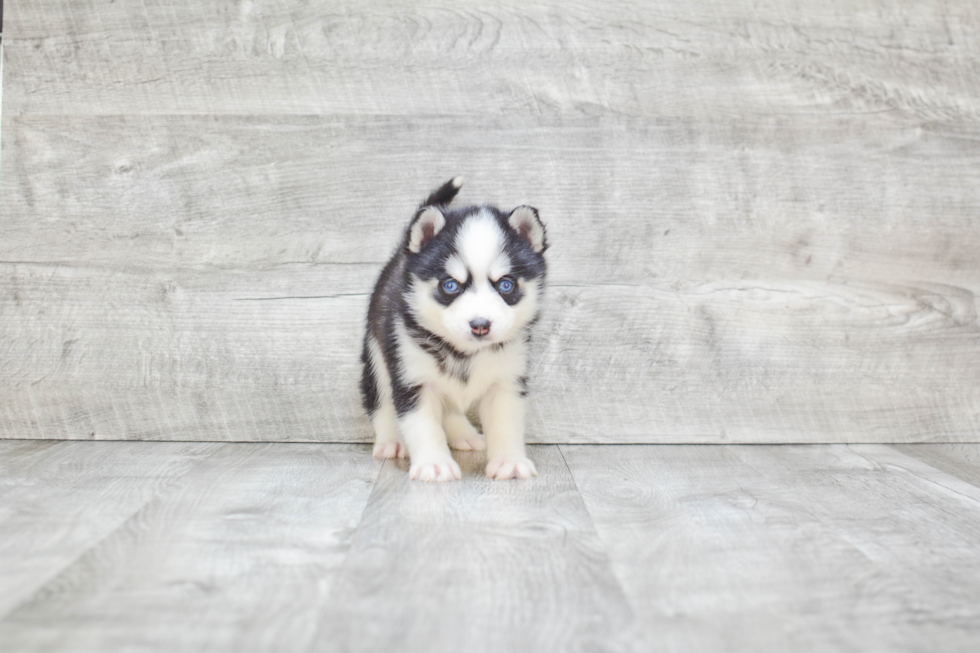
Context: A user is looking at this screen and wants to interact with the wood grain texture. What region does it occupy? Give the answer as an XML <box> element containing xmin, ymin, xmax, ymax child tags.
<box><xmin>0</xmin><ymin>443</ymin><xmax>379</xmax><ymax>652</ymax></box>
<box><xmin>4</xmin><ymin>1</ymin><xmax>979</xmax><ymax>120</ymax></box>
<box><xmin>308</xmin><ymin>446</ymin><xmax>644</xmax><ymax>652</ymax></box>
<box><xmin>4</xmin><ymin>114</ymin><xmax>980</xmax><ymax>280</ymax></box>
<box><xmin>562</xmin><ymin>444</ymin><xmax>980</xmax><ymax>652</ymax></box>
<box><xmin>2</xmin><ymin>1</ymin><xmax>980</xmax><ymax>443</ymax></box>
<box><xmin>3</xmin><ymin>261</ymin><xmax>976</xmax><ymax>443</ymax></box>
<box><xmin>2</xmin><ymin>114</ymin><xmax>978</xmax><ymax>442</ymax></box>
<box><xmin>0</xmin><ymin>440</ymin><xmax>221</xmax><ymax>618</ymax></box>
<box><xmin>0</xmin><ymin>263</ymin><xmax>371</xmax><ymax>441</ymax></box>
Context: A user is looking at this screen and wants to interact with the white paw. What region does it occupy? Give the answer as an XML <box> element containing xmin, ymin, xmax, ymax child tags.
<box><xmin>443</xmin><ymin>414</ymin><xmax>486</xmax><ymax>451</ymax></box>
<box><xmin>373</xmin><ymin>441</ymin><xmax>407</xmax><ymax>459</ymax></box>
<box><xmin>485</xmin><ymin>456</ymin><xmax>538</xmax><ymax>480</ymax></box>
<box><xmin>409</xmin><ymin>457</ymin><xmax>462</xmax><ymax>482</ymax></box>
<box><xmin>448</xmin><ymin>433</ymin><xmax>486</xmax><ymax>451</ymax></box>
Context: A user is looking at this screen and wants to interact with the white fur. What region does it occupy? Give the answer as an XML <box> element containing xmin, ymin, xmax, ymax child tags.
<box><xmin>482</xmin><ymin>384</ymin><xmax>536</xmax><ymax>480</ymax></box>
<box><xmin>443</xmin><ymin>411</ymin><xmax>485</xmax><ymax>451</ymax></box>
<box><xmin>455</xmin><ymin>211</ymin><xmax>504</xmax><ymax>280</ymax></box>
<box><xmin>445</xmin><ymin>255</ymin><xmax>468</xmax><ymax>283</ymax></box>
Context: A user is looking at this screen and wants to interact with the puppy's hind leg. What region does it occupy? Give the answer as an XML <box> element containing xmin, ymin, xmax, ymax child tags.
<box><xmin>443</xmin><ymin>409</ymin><xmax>486</xmax><ymax>451</ymax></box>
<box><xmin>363</xmin><ymin>336</ymin><xmax>406</xmax><ymax>459</ymax></box>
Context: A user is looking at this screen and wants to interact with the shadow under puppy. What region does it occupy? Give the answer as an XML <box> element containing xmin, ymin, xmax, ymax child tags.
<box><xmin>361</xmin><ymin>178</ymin><xmax>547</xmax><ymax>481</ymax></box>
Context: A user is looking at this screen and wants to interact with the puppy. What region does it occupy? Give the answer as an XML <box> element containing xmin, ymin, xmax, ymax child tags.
<box><xmin>361</xmin><ymin>177</ymin><xmax>547</xmax><ymax>481</ymax></box>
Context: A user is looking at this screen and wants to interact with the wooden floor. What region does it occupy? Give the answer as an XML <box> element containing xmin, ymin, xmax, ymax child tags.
<box><xmin>2</xmin><ymin>441</ymin><xmax>979</xmax><ymax>652</ymax></box>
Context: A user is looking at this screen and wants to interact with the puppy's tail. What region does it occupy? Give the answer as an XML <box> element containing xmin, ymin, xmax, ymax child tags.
<box><xmin>422</xmin><ymin>176</ymin><xmax>464</xmax><ymax>207</ymax></box>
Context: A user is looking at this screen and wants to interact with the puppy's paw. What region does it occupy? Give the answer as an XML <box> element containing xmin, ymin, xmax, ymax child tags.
<box><xmin>373</xmin><ymin>441</ymin><xmax>407</xmax><ymax>459</ymax></box>
<box><xmin>409</xmin><ymin>457</ymin><xmax>462</xmax><ymax>482</ymax></box>
<box><xmin>448</xmin><ymin>433</ymin><xmax>486</xmax><ymax>451</ymax></box>
<box><xmin>444</xmin><ymin>415</ymin><xmax>486</xmax><ymax>451</ymax></box>
<box><xmin>485</xmin><ymin>456</ymin><xmax>538</xmax><ymax>480</ymax></box>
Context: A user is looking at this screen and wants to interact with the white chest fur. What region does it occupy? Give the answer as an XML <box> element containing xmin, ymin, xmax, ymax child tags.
<box><xmin>396</xmin><ymin>320</ymin><xmax>527</xmax><ymax>411</ymax></box>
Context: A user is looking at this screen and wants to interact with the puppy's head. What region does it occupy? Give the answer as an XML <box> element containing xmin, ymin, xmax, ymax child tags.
<box><xmin>404</xmin><ymin>203</ymin><xmax>547</xmax><ymax>353</ymax></box>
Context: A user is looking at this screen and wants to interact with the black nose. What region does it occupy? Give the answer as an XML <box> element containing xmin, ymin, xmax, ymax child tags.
<box><xmin>469</xmin><ymin>318</ymin><xmax>491</xmax><ymax>337</ymax></box>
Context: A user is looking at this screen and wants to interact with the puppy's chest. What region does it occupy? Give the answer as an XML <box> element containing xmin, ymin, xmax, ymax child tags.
<box><xmin>423</xmin><ymin>346</ymin><xmax>524</xmax><ymax>406</ymax></box>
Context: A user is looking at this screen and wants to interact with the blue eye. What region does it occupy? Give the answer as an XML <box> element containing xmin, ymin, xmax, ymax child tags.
<box><xmin>498</xmin><ymin>278</ymin><xmax>515</xmax><ymax>294</ymax></box>
<box><xmin>442</xmin><ymin>279</ymin><xmax>460</xmax><ymax>294</ymax></box>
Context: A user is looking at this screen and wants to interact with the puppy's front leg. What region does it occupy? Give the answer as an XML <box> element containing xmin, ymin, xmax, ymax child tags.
<box><xmin>480</xmin><ymin>384</ymin><xmax>538</xmax><ymax>480</ymax></box>
<box><xmin>399</xmin><ymin>386</ymin><xmax>462</xmax><ymax>482</ymax></box>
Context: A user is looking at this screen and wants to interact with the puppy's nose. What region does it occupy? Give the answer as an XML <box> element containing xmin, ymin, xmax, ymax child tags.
<box><xmin>469</xmin><ymin>318</ymin><xmax>491</xmax><ymax>337</ymax></box>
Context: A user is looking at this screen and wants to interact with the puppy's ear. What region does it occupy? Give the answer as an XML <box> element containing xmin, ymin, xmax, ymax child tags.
<box><xmin>508</xmin><ymin>206</ymin><xmax>546</xmax><ymax>253</ymax></box>
<box><xmin>407</xmin><ymin>206</ymin><xmax>446</xmax><ymax>253</ymax></box>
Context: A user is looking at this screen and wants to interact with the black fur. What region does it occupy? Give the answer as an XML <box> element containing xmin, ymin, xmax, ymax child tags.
<box><xmin>361</xmin><ymin>252</ymin><xmax>425</xmax><ymax>417</ymax></box>
<box><xmin>402</xmin><ymin>310</ymin><xmax>472</xmax><ymax>384</ymax></box>
<box><xmin>361</xmin><ymin>179</ymin><xmax>547</xmax><ymax>419</ymax></box>
<box><xmin>359</xmin><ymin>340</ymin><xmax>380</xmax><ymax>414</ymax></box>
<box><xmin>517</xmin><ymin>375</ymin><xmax>529</xmax><ymax>398</ymax></box>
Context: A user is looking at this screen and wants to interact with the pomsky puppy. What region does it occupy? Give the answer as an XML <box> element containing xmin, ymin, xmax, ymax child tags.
<box><xmin>361</xmin><ymin>177</ymin><xmax>547</xmax><ymax>481</ymax></box>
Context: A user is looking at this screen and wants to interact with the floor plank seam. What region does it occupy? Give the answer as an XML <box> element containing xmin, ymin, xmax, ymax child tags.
<box><xmin>299</xmin><ymin>457</ymin><xmax>393</xmax><ymax>653</ymax></box>
<box><xmin>299</xmin><ymin>455</ymin><xmax>389</xmax><ymax>640</ymax></box>
<box><xmin>555</xmin><ymin>444</ymin><xmax>644</xmax><ymax>628</ymax></box>
<box><xmin>874</xmin><ymin>445</ymin><xmax>980</xmax><ymax>505</ymax></box>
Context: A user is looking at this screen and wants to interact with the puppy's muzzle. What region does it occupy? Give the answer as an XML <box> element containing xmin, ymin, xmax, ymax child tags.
<box><xmin>469</xmin><ymin>318</ymin><xmax>491</xmax><ymax>338</ymax></box>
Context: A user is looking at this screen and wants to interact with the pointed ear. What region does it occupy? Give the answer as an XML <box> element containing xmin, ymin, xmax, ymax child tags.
<box><xmin>508</xmin><ymin>206</ymin><xmax>546</xmax><ymax>253</ymax></box>
<box><xmin>407</xmin><ymin>207</ymin><xmax>446</xmax><ymax>253</ymax></box>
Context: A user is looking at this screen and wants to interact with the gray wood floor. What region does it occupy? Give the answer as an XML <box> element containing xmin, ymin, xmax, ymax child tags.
<box><xmin>2</xmin><ymin>440</ymin><xmax>979</xmax><ymax>652</ymax></box>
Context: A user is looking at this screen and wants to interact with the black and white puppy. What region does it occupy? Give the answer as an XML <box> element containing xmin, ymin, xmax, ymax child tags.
<box><xmin>361</xmin><ymin>178</ymin><xmax>547</xmax><ymax>481</ymax></box>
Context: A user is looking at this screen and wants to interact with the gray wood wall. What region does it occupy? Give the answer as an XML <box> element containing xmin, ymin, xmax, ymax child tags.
<box><xmin>1</xmin><ymin>0</ymin><xmax>979</xmax><ymax>443</ymax></box>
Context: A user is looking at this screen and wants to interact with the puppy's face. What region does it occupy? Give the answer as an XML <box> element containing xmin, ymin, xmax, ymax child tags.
<box><xmin>406</xmin><ymin>206</ymin><xmax>546</xmax><ymax>353</ymax></box>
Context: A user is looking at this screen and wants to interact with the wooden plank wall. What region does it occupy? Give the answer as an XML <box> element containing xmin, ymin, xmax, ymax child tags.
<box><xmin>1</xmin><ymin>0</ymin><xmax>979</xmax><ymax>443</ymax></box>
